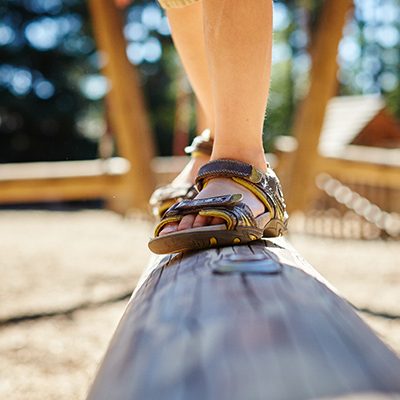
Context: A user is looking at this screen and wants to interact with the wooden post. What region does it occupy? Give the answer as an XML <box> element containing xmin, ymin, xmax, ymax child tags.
<box><xmin>286</xmin><ymin>0</ymin><xmax>353</xmax><ymax>212</ymax></box>
<box><xmin>88</xmin><ymin>0</ymin><xmax>156</xmax><ymax>211</ymax></box>
<box><xmin>87</xmin><ymin>240</ymin><xmax>400</xmax><ymax>400</ymax></box>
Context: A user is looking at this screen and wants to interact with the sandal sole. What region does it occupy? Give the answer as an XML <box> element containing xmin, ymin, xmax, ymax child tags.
<box><xmin>148</xmin><ymin>225</ymin><xmax>264</xmax><ymax>255</ymax></box>
<box><xmin>263</xmin><ymin>218</ymin><xmax>288</xmax><ymax>237</ymax></box>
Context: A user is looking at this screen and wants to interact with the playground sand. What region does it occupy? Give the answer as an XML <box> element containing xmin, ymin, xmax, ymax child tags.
<box><xmin>0</xmin><ymin>210</ymin><xmax>399</xmax><ymax>400</ymax></box>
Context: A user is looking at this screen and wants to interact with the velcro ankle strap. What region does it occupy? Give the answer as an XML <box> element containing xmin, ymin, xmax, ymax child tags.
<box><xmin>196</xmin><ymin>159</ymin><xmax>266</xmax><ymax>190</ymax></box>
<box><xmin>195</xmin><ymin>159</ymin><xmax>286</xmax><ymax>220</ymax></box>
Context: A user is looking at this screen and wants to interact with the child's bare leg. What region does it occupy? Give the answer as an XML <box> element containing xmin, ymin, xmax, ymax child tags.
<box><xmin>204</xmin><ymin>0</ymin><xmax>272</xmax><ymax>170</ymax></box>
<box><xmin>167</xmin><ymin>2</ymin><xmax>214</xmax><ymax>132</ymax></box>
<box><xmin>161</xmin><ymin>0</ymin><xmax>273</xmax><ymax>234</ymax></box>
<box><xmin>166</xmin><ymin>2</ymin><xmax>214</xmax><ymax>187</ymax></box>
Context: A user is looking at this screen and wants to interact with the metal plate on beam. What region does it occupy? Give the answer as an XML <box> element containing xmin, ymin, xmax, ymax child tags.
<box><xmin>213</xmin><ymin>253</ymin><xmax>281</xmax><ymax>275</ymax></box>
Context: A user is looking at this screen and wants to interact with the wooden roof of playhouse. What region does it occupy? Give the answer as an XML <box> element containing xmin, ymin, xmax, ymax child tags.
<box><xmin>319</xmin><ymin>95</ymin><xmax>400</xmax><ymax>155</ymax></box>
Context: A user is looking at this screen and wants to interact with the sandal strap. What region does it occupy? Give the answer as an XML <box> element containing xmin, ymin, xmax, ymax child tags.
<box><xmin>196</xmin><ymin>159</ymin><xmax>266</xmax><ymax>184</ymax></box>
<box><xmin>155</xmin><ymin>194</ymin><xmax>256</xmax><ymax>236</ymax></box>
<box><xmin>154</xmin><ymin>215</ymin><xmax>184</xmax><ymax>237</ymax></box>
<box><xmin>164</xmin><ymin>194</ymin><xmax>243</xmax><ymax>216</ymax></box>
<box><xmin>196</xmin><ymin>159</ymin><xmax>287</xmax><ymax>221</ymax></box>
<box><xmin>150</xmin><ymin>129</ymin><xmax>213</xmax><ymax>218</ymax></box>
<box><xmin>149</xmin><ymin>183</ymin><xmax>197</xmax><ymax>218</ymax></box>
<box><xmin>184</xmin><ymin>129</ymin><xmax>213</xmax><ymax>157</ymax></box>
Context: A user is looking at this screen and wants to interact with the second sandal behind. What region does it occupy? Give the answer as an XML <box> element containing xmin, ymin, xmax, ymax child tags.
<box><xmin>148</xmin><ymin>159</ymin><xmax>289</xmax><ymax>254</ymax></box>
<box><xmin>149</xmin><ymin>129</ymin><xmax>213</xmax><ymax>218</ymax></box>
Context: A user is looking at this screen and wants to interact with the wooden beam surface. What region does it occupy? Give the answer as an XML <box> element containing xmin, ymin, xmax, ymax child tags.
<box><xmin>87</xmin><ymin>239</ymin><xmax>400</xmax><ymax>400</ymax></box>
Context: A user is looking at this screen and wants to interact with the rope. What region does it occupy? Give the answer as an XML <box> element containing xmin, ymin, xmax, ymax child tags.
<box><xmin>315</xmin><ymin>173</ymin><xmax>400</xmax><ymax>238</ymax></box>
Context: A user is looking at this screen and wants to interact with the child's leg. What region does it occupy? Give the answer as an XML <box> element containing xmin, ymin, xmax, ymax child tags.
<box><xmin>203</xmin><ymin>0</ymin><xmax>272</xmax><ymax>171</ymax></box>
<box><xmin>161</xmin><ymin>0</ymin><xmax>274</xmax><ymax>234</ymax></box>
<box><xmin>167</xmin><ymin>2</ymin><xmax>214</xmax><ymax>133</ymax></box>
<box><xmin>163</xmin><ymin>2</ymin><xmax>214</xmax><ymax>188</ymax></box>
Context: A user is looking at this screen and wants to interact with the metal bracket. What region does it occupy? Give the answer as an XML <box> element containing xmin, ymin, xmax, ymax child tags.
<box><xmin>213</xmin><ymin>253</ymin><xmax>282</xmax><ymax>275</ymax></box>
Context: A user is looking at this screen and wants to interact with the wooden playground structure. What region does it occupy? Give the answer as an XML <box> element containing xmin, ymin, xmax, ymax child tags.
<box><xmin>0</xmin><ymin>0</ymin><xmax>399</xmax><ymax>228</ymax></box>
<box><xmin>0</xmin><ymin>0</ymin><xmax>399</xmax><ymax>240</ymax></box>
<box><xmin>1</xmin><ymin>1</ymin><xmax>399</xmax><ymax>399</ymax></box>
<box><xmin>0</xmin><ymin>0</ymin><xmax>155</xmax><ymax>213</ymax></box>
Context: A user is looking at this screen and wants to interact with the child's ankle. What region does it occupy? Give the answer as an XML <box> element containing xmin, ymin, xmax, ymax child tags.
<box><xmin>210</xmin><ymin>153</ymin><xmax>267</xmax><ymax>172</ymax></box>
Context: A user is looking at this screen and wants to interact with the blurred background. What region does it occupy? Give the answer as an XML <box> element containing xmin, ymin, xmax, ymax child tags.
<box><xmin>0</xmin><ymin>0</ymin><xmax>399</xmax><ymax>399</ymax></box>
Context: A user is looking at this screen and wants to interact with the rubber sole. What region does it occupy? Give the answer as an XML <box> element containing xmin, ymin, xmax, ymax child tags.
<box><xmin>263</xmin><ymin>218</ymin><xmax>288</xmax><ymax>237</ymax></box>
<box><xmin>148</xmin><ymin>224</ymin><xmax>264</xmax><ymax>255</ymax></box>
<box><xmin>148</xmin><ymin>212</ymin><xmax>288</xmax><ymax>255</ymax></box>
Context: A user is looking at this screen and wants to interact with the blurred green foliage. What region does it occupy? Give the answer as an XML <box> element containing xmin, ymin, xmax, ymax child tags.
<box><xmin>0</xmin><ymin>0</ymin><xmax>99</xmax><ymax>162</ymax></box>
<box><xmin>0</xmin><ymin>0</ymin><xmax>399</xmax><ymax>163</ymax></box>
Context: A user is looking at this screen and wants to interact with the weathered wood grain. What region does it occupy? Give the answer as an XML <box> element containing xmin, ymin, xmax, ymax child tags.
<box><xmin>87</xmin><ymin>239</ymin><xmax>400</xmax><ymax>400</ymax></box>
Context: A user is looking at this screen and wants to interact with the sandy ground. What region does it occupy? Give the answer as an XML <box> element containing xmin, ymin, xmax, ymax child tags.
<box><xmin>0</xmin><ymin>210</ymin><xmax>399</xmax><ymax>400</ymax></box>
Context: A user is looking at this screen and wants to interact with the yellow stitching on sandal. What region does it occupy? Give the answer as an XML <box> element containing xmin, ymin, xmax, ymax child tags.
<box><xmin>231</xmin><ymin>177</ymin><xmax>275</xmax><ymax>216</ymax></box>
<box><xmin>154</xmin><ymin>216</ymin><xmax>183</xmax><ymax>237</ymax></box>
<box><xmin>198</xmin><ymin>209</ymin><xmax>235</xmax><ymax>230</ymax></box>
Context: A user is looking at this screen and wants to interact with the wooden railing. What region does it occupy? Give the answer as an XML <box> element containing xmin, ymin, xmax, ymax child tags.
<box><xmin>0</xmin><ymin>0</ymin><xmax>155</xmax><ymax>213</ymax></box>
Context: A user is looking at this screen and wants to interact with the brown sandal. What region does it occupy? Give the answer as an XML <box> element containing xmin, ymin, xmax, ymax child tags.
<box><xmin>148</xmin><ymin>159</ymin><xmax>288</xmax><ymax>254</ymax></box>
<box><xmin>149</xmin><ymin>129</ymin><xmax>213</xmax><ymax>218</ymax></box>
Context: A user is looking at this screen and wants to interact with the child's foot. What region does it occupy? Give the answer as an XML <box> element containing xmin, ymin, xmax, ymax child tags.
<box><xmin>149</xmin><ymin>159</ymin><xmax>289</xmax><ymax>254</ymax></box>
<box><xmin>159</xmin><ymin>177</ymin><xmax>265</xmax><ymax>235</ymax></box>
<box><xmin>149</xmin><ymin>130</ymin><xmax>213</xmax><ymax>218</ymax></box>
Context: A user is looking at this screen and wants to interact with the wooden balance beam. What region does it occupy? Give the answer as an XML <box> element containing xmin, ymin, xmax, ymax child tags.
<box><xmin>87</xmin><ymin>239</ymin><xmax>400</xmax><ymax>400</ymax></box>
